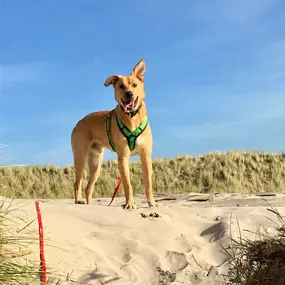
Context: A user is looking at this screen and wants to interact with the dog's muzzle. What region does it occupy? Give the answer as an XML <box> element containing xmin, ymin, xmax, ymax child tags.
<box><xmin>121</xmin><ymin>96</ymin><xmax>139</xmax><ymax>113</ymax></box>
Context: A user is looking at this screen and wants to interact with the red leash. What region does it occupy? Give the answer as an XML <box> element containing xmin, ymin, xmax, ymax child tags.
<box><xmin>108</xmin><ymin>177</ymin><xmax>122</xmax><ymax>206</ymax></box>
<box><xmin>35</xmin><ymin>200</ymin><xmax>47</xmax><ymax>285</ymax></box>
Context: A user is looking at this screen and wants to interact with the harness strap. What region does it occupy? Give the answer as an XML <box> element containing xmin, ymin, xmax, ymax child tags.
<box><xmin>105</xmin><ymin>112</ymin><xmax>148</xmax><ymax>152</ymax></box>
<box><xmin>116</xmin><ymin>113</ymin><xmax>148</xmax><ymax>151</ymax></box>
<box><xmin>106</xmin><ymin>115</ymin><xmax>116</xmax><ymax>152</ymax></box>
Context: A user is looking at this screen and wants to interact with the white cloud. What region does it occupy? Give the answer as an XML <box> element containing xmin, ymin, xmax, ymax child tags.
<box><xmin>38</xmin><ymin>110</ymin><xmax>88</xmax><ymax>128</ymax></box>
<box><xmin>2</xmin><ymin>136</ymin><xmax>119</xmax><ymax>166</ymax></box>
<box><xmin>2</xmin><ymin>63</ymin><xmax>41</xmax><ymax>84</ymax></box>
<box><xmin>162</xmin><ymin>116</ymin><xmax>285</xmax><ymax>157</ymax></box>
<box><xmin>165</xmin><ymin>87</ymin><xmax>285</xmax><ymax>141</ymax></box>
<box><xmin>171</xmin><ymin>121</ymin><xmax>245</xmax><ymax>140</ymax></box>
<box><xmin>0</xmin><ymin>62</ymin><xmax>53</xmax><ymax>91</ymax></box>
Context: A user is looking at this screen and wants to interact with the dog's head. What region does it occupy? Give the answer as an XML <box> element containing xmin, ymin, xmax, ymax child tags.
<box><xmin>104</xmin><ymin>59</ymin><xmax>146</xmax><ymax>114</ymax></box>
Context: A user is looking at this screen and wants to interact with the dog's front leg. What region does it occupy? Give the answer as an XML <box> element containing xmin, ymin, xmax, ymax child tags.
<box><xmin>118</xmin><ymin>155</ymin><xmax>137</xmax><ymax>209</ymax></box>
<box><xmin>140</xmin><ymin>149</ymin><xmax>156</xmax><ymax>207</ymax></box>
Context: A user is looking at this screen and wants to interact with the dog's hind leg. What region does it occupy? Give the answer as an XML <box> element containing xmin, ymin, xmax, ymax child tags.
<box><xmin>71</xmin><ymin>129</ymin><xmax>90</xmax><ymax>204</ymax></box>
<box><xmin>85</xmin><ymin>143</ymin><xmax>104</xmax><ymax>205</ymax></box>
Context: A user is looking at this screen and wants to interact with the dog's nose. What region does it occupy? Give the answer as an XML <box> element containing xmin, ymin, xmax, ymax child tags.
<box><xmin>125</xmin><ymin>91</ymin><xmax>133</xmax><ymax>99</ymax></box>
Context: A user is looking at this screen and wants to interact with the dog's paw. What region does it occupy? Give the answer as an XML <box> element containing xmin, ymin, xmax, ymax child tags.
<box><xmin>123</xmin><ymin>200</ymin><xmax>137</xmax><ymax>210</ymax></box>
<box><xmin>75</xmin><ymin>200</ymin><xmax>85</xmax><ymax>205</ymax></box>
<box><xmin>147</xmin><ymin>200</ymin><xmax>158</xmax><ymax>208</ymax></box>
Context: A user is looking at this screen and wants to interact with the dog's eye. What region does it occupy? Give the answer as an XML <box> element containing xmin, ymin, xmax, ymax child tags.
<box><xmin>132</xmin><ymin>83</ymin><xmax>137</xmax><ymax>88</ymax></box>
<box><xmin>119</xmin><ymin>84</ymin><xmax>125</xmax><ymax>89</ymax></box>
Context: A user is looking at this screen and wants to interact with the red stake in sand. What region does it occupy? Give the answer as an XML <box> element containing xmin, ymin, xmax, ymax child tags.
<box><xmin>108</xmin><ymin>177</ymin><xmax>122</xmax><ymax>206</ymax></box>
<box><xmin>35</xmin><ymin>200</ymin><xmax>47</xmax><ymax>285</ymax></box>
<box><xmin>34</xmin><ymin>179</ymin><xmax>120</xmax><ymax>284</ymax></box>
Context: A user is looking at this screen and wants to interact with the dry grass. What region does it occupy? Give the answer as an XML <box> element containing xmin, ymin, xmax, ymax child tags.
<box><xmin>224</xmin><ymin>205</ymin><xmax>285</xmax><ymax>285</ymax></box>
<box><xmin>0</xmin><ymin>151</ymin><xmax>284</xmax><ymax>199</ymax></box>
<box><xmin>0</xmin><ymin>150</ymin><xmax>285</xmax><ymax>284</ymax></box>
<box><xmin>0</xmin><ymin>198</ymin><xmax>40</xmax><ymax>284</ymax></box>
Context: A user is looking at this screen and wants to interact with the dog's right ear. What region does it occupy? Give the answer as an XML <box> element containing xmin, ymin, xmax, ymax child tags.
<box><xmin>104</xmin><ymin>75</ymin><xmax>119</xmax><ymax>87</ymax></box>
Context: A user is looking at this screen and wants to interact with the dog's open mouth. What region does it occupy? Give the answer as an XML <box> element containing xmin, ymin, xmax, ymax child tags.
<box><xmin>121</xmin><ymin>97</ymin><xmax>139</xmax><ymax>113</ymax></box>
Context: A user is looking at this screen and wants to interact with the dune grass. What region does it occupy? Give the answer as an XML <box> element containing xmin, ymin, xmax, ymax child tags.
<box><xmin>0</xmin><ymin>151</ymin><xmax>284</xmax><ymax>199</ymax></box>
<box><xmin>224</xmin><ymin>205</ymin><xmax>285</xmax><ymax>285</ymax></box>
<box><xmin>0</xmin><ymin>150</ymin><xmax>285</xmax><ymax>284</ymax></box>
<box><xmin>0</xmin><ymin>198</ymin><xmax>40</xmax><ymax>285</ymax></box>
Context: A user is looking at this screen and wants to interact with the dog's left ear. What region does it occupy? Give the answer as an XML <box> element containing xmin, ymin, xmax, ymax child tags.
<box><xmin>104</xmin><ymin>75</ymin><xmax>119</xmax><ymax>87</ymax></box>
<box><xmin>131</xmin><ymin>59</ymin><xmax>146</xmax><ymax>82</ymax></box>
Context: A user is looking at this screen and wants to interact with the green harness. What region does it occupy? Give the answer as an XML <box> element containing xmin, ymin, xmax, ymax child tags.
<box><xmin>106</xmin><ymin>113</ymin><xmax>148</xmax><ymax>152</ymax></box>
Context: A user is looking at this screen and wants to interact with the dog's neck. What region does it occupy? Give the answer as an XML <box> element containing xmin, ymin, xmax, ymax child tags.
<box><xmin>116</xmin><ymin>102</ymin><xmax>147</xmax><ymax>132</ymax></box>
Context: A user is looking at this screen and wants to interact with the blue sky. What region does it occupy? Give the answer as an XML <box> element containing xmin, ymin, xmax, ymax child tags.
<box><xmin>1</xmin><ymin>0</ymin><xmax>285</xmax><ymax>166</ymax></box>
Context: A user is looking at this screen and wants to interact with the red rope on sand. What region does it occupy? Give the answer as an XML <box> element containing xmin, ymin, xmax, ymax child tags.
<box><xmin>108</xmin><ymin>177</ymin><xmax>122</xmax><ymax>206</ymax></box>
<box><xmin>35</xmin><ymin>200</ymin><xmax>47</xmax><ymax>285</ymax></box>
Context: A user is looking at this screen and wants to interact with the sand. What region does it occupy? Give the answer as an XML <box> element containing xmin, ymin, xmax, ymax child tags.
<box><xmin>2</xmin><ymin>193</ymin><xmax>285</xmax><ymax>285</ymax></box>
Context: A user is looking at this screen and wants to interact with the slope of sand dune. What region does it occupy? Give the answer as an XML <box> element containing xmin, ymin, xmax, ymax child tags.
<box><xmin>3</xmin><ymin>193</ymin><xmax>285</xmax><ymax>285</ymax></box>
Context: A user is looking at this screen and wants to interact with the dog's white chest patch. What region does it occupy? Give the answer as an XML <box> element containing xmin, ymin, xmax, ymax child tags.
<box><xmin>136</xmin><ymin>136</ymin><xmax>144</xmax><ymax>147</ymax></box>
<box><xmin>131</xmin><ymin>136</ymin><xmax>144</xmax><ymax>155</ymax></box>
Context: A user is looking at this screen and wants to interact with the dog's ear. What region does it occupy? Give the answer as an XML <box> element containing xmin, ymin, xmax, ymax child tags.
<box><xmin>131</xmin><ymin>59</ymin><xmax>146</xmax><ymax>82</ymax></box>
<box><xmin>104</xmin><ymin>75</ymin><xmax>120</xmax><ymax>87</ymax></box>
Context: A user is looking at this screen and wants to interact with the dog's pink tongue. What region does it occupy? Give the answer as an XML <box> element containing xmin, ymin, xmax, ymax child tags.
<box><xmin>124</xmin><ymin>101</ymin><xmax>133</xmax><ymax>112</ymax></box>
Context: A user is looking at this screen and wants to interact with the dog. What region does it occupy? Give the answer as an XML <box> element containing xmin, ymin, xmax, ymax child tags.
<box><xmin>71</xmin><ymin>59</ymin><xmax>156</xmax><ymax>209</ymax></box>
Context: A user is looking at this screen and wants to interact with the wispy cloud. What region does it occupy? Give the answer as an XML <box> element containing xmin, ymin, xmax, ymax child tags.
<box><xmin>165</xmin><ymin>88</ymin><xmax>285</xmax><ymax>141</ymax></box>
<box><xmin>2</xmin><ymin>136</ymin><xmax>119</xmax><ymax>166</ymax></box>
<box><xmin>37</xmin><ymin>110</ymin><xmax>88</xmax><ymax>128</ymax></box>
<box><xmin>2</xmin><ymin>139</ymin><xmax>70</xmax><ymax>166</ymax></box>
<box><xmin>171</xmin><ymin>121</ymin><xmax>245</xmax><ymax>140</ymax></box>
<box><xmin>1</xmin><ymin>0</ymin><xmax>284</xmax><ymax>164</ymax></box>
<box><xmin>0</xmin><ymin>62</ymin><xmax>51</xmax><ymax>92</ymax></box>
<box><xmin>2</xmin><ymin>63</ymin><xmax>44</xmax><ymax>84</ymax></box>
<box><xmin>169</xmin><ymin>115</ymin><xmax>285</xmax><ymax>141</ymax></box>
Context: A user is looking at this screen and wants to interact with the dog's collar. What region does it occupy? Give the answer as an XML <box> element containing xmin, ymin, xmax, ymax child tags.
<box><xmin>120</xmin><ymin>104</ymin><xmax>141</xmax><ymax>117</ymax></box>
<box><xmin>106</xmin><ymin>112</ymin><xmax>148</xmax><ymax>152</ymax></box>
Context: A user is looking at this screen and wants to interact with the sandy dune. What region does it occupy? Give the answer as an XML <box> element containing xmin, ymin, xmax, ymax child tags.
<box><xmin>3</xmin><ymin>193</ymin><xmax>285</xmax><ymax>285</ymax></box>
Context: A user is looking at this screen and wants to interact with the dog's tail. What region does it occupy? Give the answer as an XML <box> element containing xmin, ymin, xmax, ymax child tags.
<box><xmin>108</xmin><ymin>177</ymin><xmax>122</xmax><ymax>206</ymax></box>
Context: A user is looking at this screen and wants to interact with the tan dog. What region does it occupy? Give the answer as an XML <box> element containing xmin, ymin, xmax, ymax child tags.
<box><xmin>71</xmin><ymin>59</ymin><xmax>156</xmax><ymax>209</ymax></box>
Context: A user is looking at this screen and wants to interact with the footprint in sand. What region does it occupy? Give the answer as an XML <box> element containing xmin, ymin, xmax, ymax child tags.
<box><xmin>140</xmin><ymin>212</ymin><xmax>161</xmax><ymax>219</ymax></box>
<box><xmin>156</xmin><ymin>251</ymin><xmax>189</xmax><ymax>284</ymax></box>
<box><xmin>166</xmin><ymin>250</ymin><xmax>189</xmax><ymax>272</ymax></box>
<box><xmin>121</xmin><ymin>247</ymin><xmax>132</xmax><ymax>263</ymax></box>
<box><xmin>173</xmin><ymin>234</ymin><xmax>193</xmax><ymax>253</ymax></box>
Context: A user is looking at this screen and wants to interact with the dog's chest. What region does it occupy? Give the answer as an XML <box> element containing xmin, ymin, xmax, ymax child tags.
<box><xmin>130</xmin><ymin>136</ymin><xmax>144</xmax><ymax>155</ymax></box>
<box><xmin>136</xmin><ymin>136</ymin><xmax>144</xmax><ymax>147</ymax></box>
